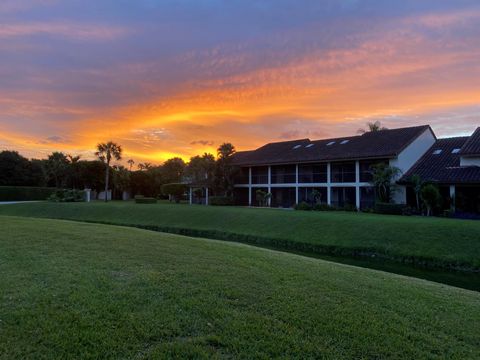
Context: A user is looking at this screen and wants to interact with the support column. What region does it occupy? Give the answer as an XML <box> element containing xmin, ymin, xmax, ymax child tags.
<box><xmin>450</xmin><ymin>185</ymin><xmax>456</xmax><ymax>211</ymax></box>
<box><xmin>267</xmin><ymin>166</ymin><xmax>272</xmax><ymax>207</ymax></box>
<box><xmin>205</xmin><ymin>187</ymin><xmax>209</xmax><ymax>206</ymax></box>
<box><xmin>189</xmin><ymin>187</ymin><xmax>193</xmax><ymax>205</ymax></box>
<box><xmin>355</xmin><ymin>161</ymin><xmax>361</xmax><ymax>210</ymax></box>
<box><xmin>327</xmin><ymin>162</ymin><xmax>331</xmax><ymax>205</ymax></box>
<box><xmin>295</xmin><ymin>164</ymin><xmax>299</xmax><ymax>204</ymax></box>
<box><xmin>248</xmin><ymin>167</ymin><xmax>252</xmax><ymax>206</ymax></box>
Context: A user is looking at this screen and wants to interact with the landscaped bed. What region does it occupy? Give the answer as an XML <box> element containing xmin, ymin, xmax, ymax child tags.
<box><xmin>0</xmin><ymin>201</ymin><xmax>479</xmax><ymax>271</ymax></box>
<box><xmin>1</xmin><ymin>216</ymin><xmax>479</xmax><ymax>359</ymax></box>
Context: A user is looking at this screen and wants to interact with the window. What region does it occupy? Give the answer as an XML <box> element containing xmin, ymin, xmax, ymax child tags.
<box><xmin>452</xmin><ymin>148</ymin><xmax>461</xmax><ymax>154</ymax></box>
<box><xmin>298</xmin><ymin>163</ymin><xmax>328</xmax><ymax>183</ymax></box>
<box><xmin>331</xmin><ymin>187</ymin><xmax>356</xmax><ymax>208</ymax></box>
<box><xmin>432</xmin><ymin>149</ymin><xmax>442</xmax><ymax>155</ymax></box>
<box><xmin>306</xmin><ymin>143</ymin><xmax>315</xmax><ymax>148</ymax></box>
<box><xmin>359</xmin><ymin>159</ymin><xmax>388</xmax><ymax>182</ymax></box>
<box><xmin>340</xmin><ymin>139</ymin><xmax>350</xmax><ymax>144</ymax></box>
<box><xmin>251</xmin><ymin>167</ymin><xmax>268</xmax><ymax>184</ymax></box>
<box><xmin>331</xmin><ymin>162</ymin><xmax>356</xmax><ymax>183</ymax></box>
<box><xmin>271</xmin><ymin>165</ymin><xmax>296</xmax><ymax>184</ymax></box>
<box><xmin>326</xmin><ymin>141</ymin><xmax>336</xmax><ymax>146</ymax></box>
<box><xmin>292</xmin><ymin>144</ymin><xmax>302</xmax><ymax>149</ymax></box>
<box><xmin>234</xmin><ymin>167</ymin><xmax>250</xmax><ymax>184</ymax></box>
<box><xmin>298</xmin><ymin>187</ymin><xmax>327</xmax><ymax>205</ymax></box>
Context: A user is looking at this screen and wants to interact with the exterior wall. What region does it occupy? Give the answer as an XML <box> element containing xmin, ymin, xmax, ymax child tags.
<box><xmin>235</xmin><ymin>162</ymin><xmax>374</xmax><ymax>209</ymax></box>
<box><xmin>389</xmin><ymin>128</ymin><xmax>436</xmax><ymax>203</ymax></box>
<box><xmin>389</xmin><ymin>128</ymin><xmax>436</xmax><ymax>174</ymax></box>
<box><xmin>460</xmin><ymin>157</ymin><xmax>480</xmax><ymax>167</ymax></box>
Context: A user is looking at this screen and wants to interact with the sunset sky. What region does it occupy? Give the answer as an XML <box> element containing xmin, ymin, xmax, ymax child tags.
<box><xmin>1</xmin><ymin>0</ymin><xmax>479</xmax><ymax>164</ymax></box>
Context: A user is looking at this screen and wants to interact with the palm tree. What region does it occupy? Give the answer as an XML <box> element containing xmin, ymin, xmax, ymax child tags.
<box><xmin>215</xmin><ymin>143</ymin><xmax>237</xmax><ymax>196</ymax></box>
<box><xmin>358</xmin><ymin>121</ymin><xmax>388</xmax><ymax>134</ymax></box>
<box><xmin>67</xmin><ymin>154</ymin><xmax>81</xmax><ymax>189</ymax></box>
<box><xmin>370</xmin><ymin>163</ymin><xmax>402</xmax><ymax>203</ymax></box>
<box><xmin>127</xmin><ymin>159</ymin><xmax>135</xmax><ymax>171</ymax></box>
<box><xmin>95</xmin><ymin>141</ymin><xmax>122</xmax><ymax>202</ymax></box>
<box><xmin>138</xmin><ymin>162</ymin><xmax>152</xmax><ymax>171</ymax></box>
<box><xmin>217</xmin><ymin>143</ymin><xmax>236</xmax><ymax>160</ymax></box>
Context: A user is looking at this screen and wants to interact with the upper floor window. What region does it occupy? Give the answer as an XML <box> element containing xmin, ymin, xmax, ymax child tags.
<box><xmin>451</xmin><ymin>148</ymin><xmax>461</xmax><ymax>154</ymax></box>
<box><xmin>271</xmin><ymin>165</ymin><xmax>296</xmax><ymax>184</ymax></box>
<box><xmin>251</xmin><ymin>166</ymin><xmax>268</xmax><ymax>184</ymax></box>
<box><xmin>432</xmin><ymin>149</ymin><xmax>442</xmax><ymax>155</ymax></box>
<box><xmin>359</xmin><ymin>160</ymin><xmax>388</xmax><ymax>182</ymax></box>
<box><xmin>298</xmin><ymin>163</ymin><xmax>327</xmax><ymax>183</ymax></box>
<box><xmin>331</xmin><ymin>162</ymin><xmax>356</xmax><ymax>183</ymax></box>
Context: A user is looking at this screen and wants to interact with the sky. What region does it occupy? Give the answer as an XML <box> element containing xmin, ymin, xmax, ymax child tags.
<box><xmin>0</xmin><ymin>0</ymin><xmax>479</xmax><ymax>164</ymax></box>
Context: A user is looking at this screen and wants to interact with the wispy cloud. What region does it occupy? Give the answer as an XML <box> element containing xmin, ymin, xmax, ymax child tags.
<box><xmin>0</xmin><ymin>22</ymin><xmax>131</xmax><ymax>41</ymax></box>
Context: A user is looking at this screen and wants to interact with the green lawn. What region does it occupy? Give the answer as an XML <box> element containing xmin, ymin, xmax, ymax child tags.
<box><xmin>1</xmin><ymin>216</ymin><xmax>479</xmax><ymax>359</ymax></box>
<box><xmin>1</xmin><ymin>201</ymin><xmax>479</xmax><ymax>271</ymax></box>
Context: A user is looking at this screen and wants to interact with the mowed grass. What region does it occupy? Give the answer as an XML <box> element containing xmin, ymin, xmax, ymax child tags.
<box><xmin>1</xmin><ymin>201</ymin><xmax>480</xmax><ymax>270</ymax></box>
<box><xmin>1</xmin><ymin>216</ymin><xmax>479</xmax><ymax>359</ymax></box>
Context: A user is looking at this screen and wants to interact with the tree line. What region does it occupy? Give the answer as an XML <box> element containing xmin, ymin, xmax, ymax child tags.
<box><xmin>0</xmin><ymin>142</ymin><xmax>238</xmax><ymax>200</ymax></box>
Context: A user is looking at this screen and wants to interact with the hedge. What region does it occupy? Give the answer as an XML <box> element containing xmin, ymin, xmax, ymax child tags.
<box><xmin>374</xmin><ymin>202</ymin><xmax>406</xmax><ymax>215</ymax></box>
<box><xmin>0</xmin><ymin>186</ymin><xmax>58</xmax><ymax>201</ymax></box>
<box><xmin>209</xmin><ymin>196</ymin><xmax>234</xmax><ymax>206</ymax></box>
<box><xmin>135</xmin><ymin>197</ymin><xmax>157</xmax><ymax>204</ymax></box>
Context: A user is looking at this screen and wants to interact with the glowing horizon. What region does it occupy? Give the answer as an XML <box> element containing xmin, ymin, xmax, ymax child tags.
<box><xmin>1</xmin><ymin>0</ymin><xmax>479</xmax><ymax>165</ymax></box>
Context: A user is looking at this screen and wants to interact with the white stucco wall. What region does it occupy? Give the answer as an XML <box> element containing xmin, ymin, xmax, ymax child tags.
<box><xmin>390</xmin><ymin>128</ymin><xmax>436</xmax><ymax>204</ymax></box>
<box><xmin>460</xmin><ymin>157</ymin><xmax>480</xmax><ymax>167</ymax></box>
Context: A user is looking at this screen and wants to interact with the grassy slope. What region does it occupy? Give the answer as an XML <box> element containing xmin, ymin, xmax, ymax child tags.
<box><xmin>1</xmin><ymin>201</ymin><xmax>479</xmax><ymax>270</ymax></box>
<box><xmin>0</xmin><ymin>216</ymin><xmax>479</xmax><ymax>359</ymax></box>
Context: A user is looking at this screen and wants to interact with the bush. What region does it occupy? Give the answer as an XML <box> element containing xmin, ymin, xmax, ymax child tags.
<box><xmin>294</xmin><ymin>202</ymin><xmax>312</xmax><ymax>211</ymax></box>
<box><xmin>135</xmin><ymin>197</ymin><xmax>157</xmax><ymax>204</ymax></box>
<box><xmin>313</xmin><ymin>203</ymin><xmax>337</xmax><ymax>211</ymax></box>
<box><xmin>48</xmin><ymin>189</ymin><xmax>85</xmax><ymax>202</ymax></box>
<box><xmin>161</xmin><ymin>183</ymin><xmax>187</xmax><ymax>203</ymax></box>
<box><xmin>421</xmin><ymin>184</ymin><xmax>441</xmax><ymax>216</ymax></box>
<box><xmin>134</xmin><ymin>195</ymin><xmax>144</xmax><ymax>200</ymax></box>
<box><xmin>0</xmin><ymin>186</ymin><xmax>57</xmax><ymax>201</ymax></box>
<box><xmin>209</xmin><ymin>196</ymin><xmax>234</xmax><ymax>206</ymax></box>
<box><xmin>342</xmin><ymin>204</ymin><xmax>358</xmax><ymax>212</ymax></box>
<box><xmin>374</xmin><ymin>202</ymin><xmax>406</xmax><ymax>215</ymax></box>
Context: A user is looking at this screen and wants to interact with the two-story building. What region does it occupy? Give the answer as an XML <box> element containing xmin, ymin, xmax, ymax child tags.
<box><xmin>228</xmin><ymin>124</ymin><xmax>480</xmax><ymax>213</ymax></box>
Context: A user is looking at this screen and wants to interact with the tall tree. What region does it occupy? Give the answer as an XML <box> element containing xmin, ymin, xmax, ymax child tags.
<box><xmin>162</xmin><ymin>157</ymin><xmax>186</xmax><ymax>184</ymax></box>
<box><xmin>127</xmin><ymin>159</ymin><xmax>135</xmax><ymax>171</ymax></box>
<box><xmin>67</xmin><ymin>154</ymin><xmax>81</xmax><ymax>189</ymax></box>
<box><xmin>185</xmin><ymin>153</ymin><xmax>216</xmax><ymax>185</ymax></box>
<box><xmin>215</xmin><ymin>143</ymin><xmax>237</xmax><ymax>196</ymax></box>
<box><xmin>46</xmin><ymin>152</ymin><xmax>69</xmax><ymax>188</ymax></box>
<box><xmin>95</xmin><ymin>141</ymin><xmax>122</xmax><ymax>202</ymax></box>
<box><xmin>358</xmin><ymin>121</ymin><xmax>388</xmax><ymax>134</ymax></box>
<box><xmin>0</xmin><ymin>151</ymin><xmax>32</xmax><ymax>186</ymax></box>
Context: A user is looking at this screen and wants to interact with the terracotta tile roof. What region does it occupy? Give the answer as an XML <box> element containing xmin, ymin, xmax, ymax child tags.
<box><xmin>232</xmin><ymin>125</ymin><xmax>432</xmax><ymax>166</ymax></box>
<box><xmin>400</xmin><ymin>137</ymin><xmax>480</xmax><ymax>184</ymax></box>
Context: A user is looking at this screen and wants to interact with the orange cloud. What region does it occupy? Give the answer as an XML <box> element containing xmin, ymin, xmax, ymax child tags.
<box><xmin>1</xmin><ymin>6</ymin><xmax>479</xmax><ymax>164</ymax></box>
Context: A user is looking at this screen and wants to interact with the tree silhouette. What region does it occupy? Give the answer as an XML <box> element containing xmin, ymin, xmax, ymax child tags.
<box><xmin>358</xmin><ymin>121</ymin><xmax>388</xmax><ymax>134</ymax></box>
<box><xmin>95</xmin><ymin>141</ymin><xmax>122</xmax><ymax>202</ymax></box>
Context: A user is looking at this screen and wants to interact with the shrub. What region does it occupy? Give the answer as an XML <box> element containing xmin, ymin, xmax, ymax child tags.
<box><xmin>135</xmin><ymin>197</ymin><xmax>157</xmax><ymax>204</ymax></box>
<box><xmin>0</xmin><ymin>186</ymin><xmax>57</xmax><ymax>201</ymax></box>
<box><xmin>210</xmin><ymin>196</ymin><xmax>234</xmax><ymax>206</ymax></box>
<box><xmin>421</xmin><ymin>184</ymin><xmax>441</xmax><ymax>216</ymax></box>
<box><xmin>374</xmin><ymin>202</ymin><xmax>406</xmax><ymax>215</ymax></box>
<box><xmin>313</xmin><ymin>203</ymin><xmax>337</xmax><ymax>211</ymax></box>
<box><xmin>294</xmin><ymin>202</ymin><xmax>312</xmax><ymax>211</ymax></box>
<box><xmin>48</xmin><ymin>189</ymin><xmax>85</xmax><ymax>202</ymax></box>
<box><xmin>134</xmin><ymin>195</ymin><xmax>145</xmax><ymax>200</ymax></box>
<box><xmin>161</xmin><ymin>183</ymin><xmax>187</xmax><ymax>203</ymax></box>
<box><xmin>342</xmin><ymin>204</ymin><xmax>358</xmax><ymax>212</ymax></box>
